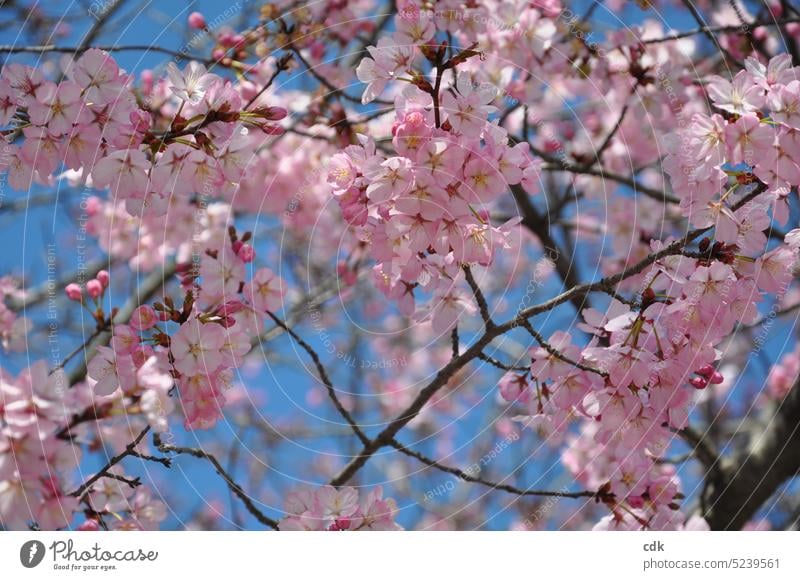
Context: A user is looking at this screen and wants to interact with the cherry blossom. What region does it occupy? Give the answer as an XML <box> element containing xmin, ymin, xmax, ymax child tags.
<box><xmin>1</xmin><ymin>0</ymin><xmax>799</xmax><ymax>535</ymax></box>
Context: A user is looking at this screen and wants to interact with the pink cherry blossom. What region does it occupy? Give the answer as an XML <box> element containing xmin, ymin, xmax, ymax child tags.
<box><xmin>170</xmin><ymin>319</ymin><xmax>226</xmax><ymax>376</ymax></box>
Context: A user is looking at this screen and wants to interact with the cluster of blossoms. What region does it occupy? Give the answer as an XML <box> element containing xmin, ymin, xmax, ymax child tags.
<box><xmin>329</xmin><ymin>5</ymin><xmax>540</xmax><ymax>330</ymax></box>
<box><xmin>0</xmin><ymin>361</ymin><xmax>167</xmax><ymax>530</ymax></box>
<box><xmin>0</xmin><ymin>7</ymin><xmax>371</xmax><ymax>530</ymax></box>
<box><xmin>665</xmin><ymin>54</ymin><xmax>800</xmax><ymax>246</ymax></box>
<box><xmin>562</xmin><ymin>422</ymin><xmax>709</xmax><ymax>531</ymax></box>
<box><xmin>280</xmin><ymin>485</ymin><xmax>401</xmax><ymax>531</ymax></box>
<box><xmin>507</xmin><ymin>232</ymin><xmax>796</xmax><ymax>529</ymax></box>
<box><xmin>86</xmin><ymin>227</ymin><xmax>285</xmax><ymax>430</ymax></box>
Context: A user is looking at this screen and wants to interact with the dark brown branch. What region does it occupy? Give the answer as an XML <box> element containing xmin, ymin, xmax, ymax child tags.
<box><xmin>463</xmin><ymin>265</ymin><xmax>494</xmax><ymax>328</ymax></box>
<box><xmin>509</xmin><ymin>184</ymin><xmax>586</xmax><ymax>313</ymax></box>
<box><xmin>536</xmin><ymin>157</ymin><xmax>680</xmax><ymax>204</ymax></box>
<box><xmin>265</xmin><ymin>310</ymin><xmax>370</xmax><ymax>446</ymax></box>
<box><xmin>78</xmin><ymin>0</ymin><xmax>125</xmax><ymax>50</ymax></box>
<box><xmin>677</xmin><ymin>425</ymin><xmax>721</xmax><ymax>471</ymax></box>
<box><xmin>587</xmin><ymin>101</ymin><xmax>629</xmax><ymax>168</ymax></box>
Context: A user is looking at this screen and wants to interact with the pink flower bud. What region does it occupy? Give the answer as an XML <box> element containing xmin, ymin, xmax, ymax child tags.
<box><xmin>232</xmin><ymin>240</ymin><xmax>243</xmax><ymax>253</ymax></box>
<box><xmin>544</xmin><ymin>139</ymin><xmax>562</xmax><ymax>154</ymax></box>
<box><xmin>130</xmin><ymin>304</ymin><xmax>158</xmax><ymax>331</ymax></box>
<box><xmin>689</xmin><ymin>377</ymin><xmax>708</xmax><ymax>390</ymax></box>
<box><xmin>97</xmin><ymin>270</ymin><xmax>110</xmax><ymax>288</ymax></box>
<box><xmin>696</xmin><ymin>364</ymin><xmax>715</xmax><ymax>377</ymax></box>
<box><xmin>86</xmin><ymin>279</ymin><xmax>103</xmax><ymax>300</ymax></box>
<box><xmin>188</xmin><ymin>11</ymin><xmax>206</xmax><ymax>29</ymax></box>
<box><xmin>237</xmin><ymin>243</ymin><xmax>255</xmax><ymax>263</ymax></box>
<box><xmin>709</xmin><ymin>371</ymin><xmax>724</xmax><ymax>385</ymax></box>
<box><xmin>262</xmin><ymin>106</ymin><xmax>288</xmax><ymax>121</ymax></box>
<box><xmin>65</xmin><ymin>283</ymin><xmax>82</xmax><ymax>301</ymax></box>
<box><xmin>753</xmin><ymin>27</ymin><xmax>769</xmax><ymax>42</ymax></box>
<box><xmin>261</xmin><ymin>123</ymin><xmax>285</xmax><ymax>136</ymax></box>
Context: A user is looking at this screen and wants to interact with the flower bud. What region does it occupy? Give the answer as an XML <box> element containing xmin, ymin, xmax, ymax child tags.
<box><xmin>218</xmin><ymin>300</ymin><xmax>245</xmax><ymax>316</ymax></box>
<box><xmin>696</xmin><ymin>364</ymin><xmax>715</xmax><ymax>377</ymax></box>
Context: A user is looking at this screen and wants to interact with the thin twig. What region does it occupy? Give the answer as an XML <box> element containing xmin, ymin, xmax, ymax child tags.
<box><xmin>153</xmin><ymin>434</ymin><xmax>280</xmax><ymax>530</ymax></box>
<box><xmin>520</xmin><ymin>320</ymin><xmax>608</xmax><ymax>378</ymax></box>
<box><xmin>389</xmin><ymin>439</ymin><xmax>609</xmax><ymax>500</ymax></box>
<box><xmin>265</xmin><ymin>311</ymin><xmax>370</xmax><ymax>446</ymax></box>
<box><xmin>477</xmin><ymin>352</ymin><xmax>529</xmax><ymax>372</ymax></box>
<box><xmin>329</xmin><ymin>182</ymin><xmax>769</xmax><ymax>487</ymax></box>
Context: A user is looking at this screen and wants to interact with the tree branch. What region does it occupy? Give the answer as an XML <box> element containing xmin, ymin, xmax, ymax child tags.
<box><xmin>70</xmin><ymin>426</ymin><xmax>151</xmax><ymax>498</ymax></box>
<box><xmin>153</xmin><ymin>433</ymin><xmax>280</xmax><ymax>530</ymax></box>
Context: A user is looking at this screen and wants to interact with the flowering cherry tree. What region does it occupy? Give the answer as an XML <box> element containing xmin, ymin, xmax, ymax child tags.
<box><xmin>1</xmin><ymin>0</ymin><xmax>800</xmax><ymax>532</ymax></box>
